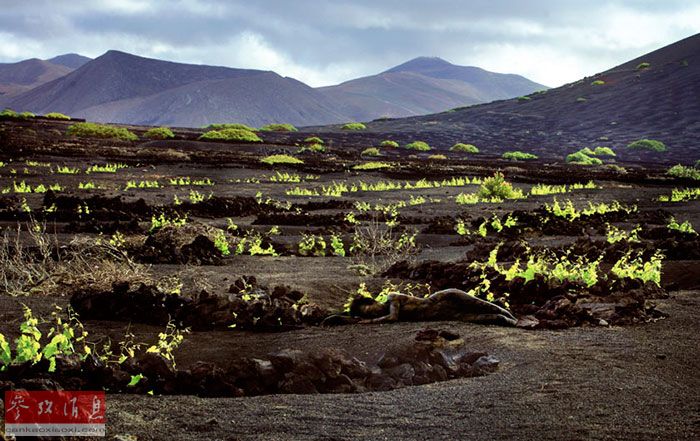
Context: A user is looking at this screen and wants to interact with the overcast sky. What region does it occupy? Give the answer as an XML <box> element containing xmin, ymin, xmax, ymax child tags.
<box><xmin>0</xmin><ymin>0</ymin><xmax>698</xmax><ymax>87</ymax></box>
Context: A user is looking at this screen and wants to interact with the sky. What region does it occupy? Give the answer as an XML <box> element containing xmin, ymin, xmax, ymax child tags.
<box><xmin>0</xmin><ymin>0</ymin><xmax>698</xmax><ymax>87</ymax></box>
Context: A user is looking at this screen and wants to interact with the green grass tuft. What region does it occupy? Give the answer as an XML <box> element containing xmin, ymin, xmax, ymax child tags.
<box><xmin>627</xmin><ymin>139</ymin><xmax>667</xmax><ymax>152</ymax></box>
<box><xmin>259</xmin><ymin>123</ymin><xmax>298</xmax><ymax>132</ymax></box>
<box><xmin>379</xmin><ymin>140</ymin><xmax>399</xmax><ymax>148</ymax></box>
<box><xmin>199</xmin><ymin>128</ymin><xmax>262</xmax><ymax>143</ymax></box>
<box><xmin>206</xmin><ymin>123</ymin><xmax>256</xmax><ymax>131</ymax></box>
<box><xmin>502</xmin><ymin>151</ymin><xmax>538</xmax><ymax>161</ymax></box>
<box><xmin>341</xmin><ymin>122</ymin><xmax>366</xmax><ymax>130</ymax></box>
<box><xmin>450</xmin><ymin>143</ymin><xmax>479</xmax><ymax>154</ymax></box>
<box><xmin>666</xmin><ymin>164</ymin><xmax>700</xmax><ymax>180</ymax></box>
<box><xmin>260</xmin><ymin>154</ymin><xmax>304</xmax><ymax>165</ymax></box>
<box><xmin>593</xmin><ymin>146</ymin><xmax>616</xmax><ymax>156</ymax></box>
<box><xmin>67</xmin><ymin>122</ymin><xmax>138</xmax><ymax>141</ymax></box>
<box><xmin>144</xmin><ymin>127</ymin><xmax>175</xmax><ymax>140</ymax></box>
<box><xmin>566</xmin><ymin>151</ymin><xmax>603</xmax><ymax>165</ymax></box>
<box><xmin>352</xmin><ymin>162</ymin><xmax>392</xmax><ymax>170</ymax></box>
<box><xmin>45</xmin><ymin>112</ymin><xmax>70</xmax><ymax>120</ymax></box>
<box><xmin>404</xmin><ymin>141</ymin><xmax>431</xmax><ymax>151</ymax></box>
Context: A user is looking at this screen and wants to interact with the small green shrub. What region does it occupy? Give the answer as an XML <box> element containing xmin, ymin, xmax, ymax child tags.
<box><xmin>259</xmin><ymin>123</ymin><xmax>297</xmax><ymax>132</ymax></box>
<box><xmin>477</xmin><ymin>172</ymin><xmax>522</xmax><ymax>200</ymax></box>
<box><xmin>576</xmin><ymin>97</ymin><xmax>587</xmax><ymax>103</ymax></box>
<box><xmin>636</xmin><ymin>62</ymin><xmax>650</xmax><ymax>70</ymax></box>
<box><xmin>429</xmin><ymin>154</ymin><xmax>446</xmax><ymax>160</ymax></box>
<box><xmin>0</xmin><ymin>108</ymin><xmax>18</xmax><ymax>117</ymax></box>
<box><xmin>668</xmin><ymin>217</ymin><xmax>697</xmax><ymax>235</ymax></box>
<box><xmin>45</xmin><ymin>112</ymin><xmax>70</xmax><ymax>120</ymax></box>
<box><xmin>304</xmin><ymin>136</ymin><xmax>324</xmax><ymax>145</ymax></box>
<box><xmin>450</xmin><ymin>143</ymin><xmax>479</xmax><ymax>153</ymax></box>
<box><xmin>67</xmin><ymin>122</ymin><xmax>138</xmax><ymax>141</ymax></box>
<box><xmin>593</xmin><ymin>146</ymin><xmax>616</xmax><ymax>156</ymax></box>
<box><xmin>502</xmin><ymin>151</ymin><xmax>538</xmax><ymax>161</ymax></box>
<box><xmin>341</xmin><ymin>122</ymin><xmax>366</xmax><ymax>130</ymax></box>
<box><xmin>206</xmin><ymin>123</ymin><xmax>256</xmax><ymax>131</ymax></box>
<box><xmin>361</xmin><ymin>147</ymin><xmax>380</xmax><ymax>156</ymax></box>
<box><xmin>606</xmin><ymin>164</ymin><xmax>627</xmax><ymax>174</ymax></box>
<box><xmin>380</xmin><ymin>140</ymin><xmax>399</xmax><ymax>148</ymax></box>
<box><xmin>566</xmin><ymin>151</ymin><xmax>603</xmax><ymax>165</ymax></box>
<box><xmin>405</xmin><ymin>141</ymin><xmax>431</xmax><ymax>151</ymax></box>
<box><xmin>299</xmin><ymin>143</ymin><xmax>325</xmax><ymax>153</ymax></box>
<box><xmin>352</xmin><ymin>162</ymin><xmax>392</xmax><ymax>170</ymax></box>
<box><xmin>517</xmin><ymin>96</ymin><xmax>531</xmax><ymax>102</ymax></box>
<box><xmin>0</xmin><ymin>108</ymin><xmax>35</xmax><ymax>119</ymax></box>
<box><xmin>261</xmin><ymin>154</ymin><xmax>303</xmax><ymax>165</ymax></box>
<box><xmin>591</xmin><ymin>80</ymin><xmax>605</xmax><ymax>86</ymax></box>
<box><xmin>666</xmin><ymin>164</ymin><xmax>700</xmax><ymax>180</ymax></box>
<box><xmin>627</xmin><ymin>139</ymin><xmax>666</xmax><ymax>152</ymax></box>
<box><xmin>199</xmin><ymin>128</ymin><xmax>262</xmax><ymax>143</ymax></box>
<box><xmin>144</xmin><ymin>127</ymin><xmax>175</xmax><ymax>140</ymax></box>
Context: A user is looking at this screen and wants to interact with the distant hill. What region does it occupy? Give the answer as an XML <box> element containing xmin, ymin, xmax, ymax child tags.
<box><xmin>322</xmin><ymin>33</ymin><xmax>700</xmax><ymax>164</ymax></box>
<box><xmin>47</xmin><ymin>53</ymin><xmax>92</xmax><ymax>69</ymax></box>
<box><xmin>7</xmin><ymin>51</ymin><xmax>547</xmax><ymax>127</ymax></box>
<box><xmin>8</xmin><ymin>50</ymin><xmax>351</xmax><ymax>127</ymax></box>
<box><xmin>318</xmin><ymin>56</ymin><xmax>547</xmax><ymax>121</ymax></box>
<box><xmin>0</xmin><ymin>58</ymin><xmax>72</xmax><ymax>105</ymax></box>
<box><xmin>74</xmin><ymin>72</ymin><xmax>350</xmax><ymax>128</ymax></box>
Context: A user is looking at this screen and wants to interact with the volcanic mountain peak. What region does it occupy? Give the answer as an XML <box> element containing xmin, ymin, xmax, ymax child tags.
<box><xmin>47</xmin><ymin>53</ymin><xmax>91</xmax><ymax>69</ymax></box>
<box><xmin>384</xmin><ymin>56</ymin><xmax>457</xmax><ymax>73</ymax></box>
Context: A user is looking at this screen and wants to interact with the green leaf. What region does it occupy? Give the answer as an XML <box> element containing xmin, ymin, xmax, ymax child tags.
<box><xmin>128</xmin><ymin>374</ymin><xmax>144</xmax><ymax>387</ymax></box>
<box><xmin>0</xmin><ymin>334</ymin><xmax>11</xmax><ymax>368</ymax></box>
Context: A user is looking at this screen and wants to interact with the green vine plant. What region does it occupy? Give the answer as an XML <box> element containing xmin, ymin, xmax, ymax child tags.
<box><xmin>0</xmin><ymin>306</ymin><xmax>188</xmax><ymax>375</ymax></box>
<box><xmin>667</xmin><ymin>217</ymin><xmax>697</xmax><ymax>235</ymax></box>
<box><xmin>145</xmin><ymin>321</ymin><xmax>188</xmax><ymax>369</ymax></box>
<box><xmin>610</xmin><ymin>250</ymin><xmax>664</xmax><ymax>285</ymax></box>
<box><xmin>298</xmin><ymin>234</ymin><xmax>327</xmax><ymax>256</ymax></box>
<box><xmin>149</xmin><ymin>213</ymin><xmax>188</xmax><ymax>232</ymax></box>
<box><xmin>213</xmin><ymin>230</ymin><xmax>231</xmax><ymax>256</ymax></box>
<box><xmin>234</xmin><ymin>230</ymin><xmax>278</xmax><ymax>256</ymax></box>
<box><xmin>658</xmin><ymin>188</ymin><xmax>700</xmax><ymax>203</ymax></box>
<box><xmin>472</xmin><ymin>243</ymin><xmax>663</xmax><ymax>288</ymax></box>
<box><xmin>545</xmin><ymin>199</ymin><xmax>636</xmax><ymax>222</ymax></box>
<box><xmin>605</xmin><ymin>223</ymin><xmax>641</xmax><ymax>244</ymax></box>
<box><xmin>456</xmin><ymin>214</ymin><xmax>518</xmax><ymax>237</ymax></box>
<box><xmin>1</xmin><ymin>306</ymin><xmax>89</xmax><ymax>372</ymax></box>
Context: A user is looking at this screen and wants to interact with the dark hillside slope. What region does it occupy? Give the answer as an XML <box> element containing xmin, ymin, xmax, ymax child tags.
<box><xmin>9</xmin><ymin>50</ymin><xmax>264</xmax><ymax>116</ymax></box>
<box><xmin>315</xmin><ymin>34</ymin><xmax>700</xmax><ymax>165</ymax></box>
<box><xmin>0</xmin><ymin>58</ymin><xmax>72</xmax><ymax>105</ymax></box>
<box><xmin>75</xmin><ymin>73</ymin><xmax>350</xmax><ymax>127</ymax></box>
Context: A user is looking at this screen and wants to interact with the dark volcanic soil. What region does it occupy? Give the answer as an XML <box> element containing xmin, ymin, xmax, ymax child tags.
<box><xmin>0</xmin><ymin>117</ymin><xmax>698</xmax><ymax>440</ymax></box>
<box><xmin>104</xmin><ymin>291</ymin><xmax>700</xmax><ymax>441</ymax></box>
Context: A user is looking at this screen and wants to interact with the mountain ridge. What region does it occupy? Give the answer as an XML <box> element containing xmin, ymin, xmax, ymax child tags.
<box><xmin>5</xmin><ymin>50</ymin><xmax>547</xmax><ymax>127</ymax></box>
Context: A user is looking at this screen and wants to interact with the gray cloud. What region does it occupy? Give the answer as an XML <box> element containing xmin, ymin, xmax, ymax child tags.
<box><xmin>0</xmin><ymin>0</ymin><xmax>698</xmax><ymax>86</ymax></box>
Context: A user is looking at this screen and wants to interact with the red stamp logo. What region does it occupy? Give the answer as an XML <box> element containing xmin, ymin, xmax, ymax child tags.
<box><xmin>4</xmin><ymin>391</ymin><xmax>106</xmax><ymax>437</ymax></box>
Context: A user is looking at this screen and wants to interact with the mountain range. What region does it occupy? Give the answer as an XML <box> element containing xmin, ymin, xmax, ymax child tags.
<box><xmin>322</xmin><ymin>33</ymin><xmax>699</xmax><ymax>164</ymax></box>
<box><xmin>0</xmin><ymin>54</ymin><xmax>90</xmax><ymax>104</ymax></box>
<box><xmin>0</xmin><ymin>51</ymin><xmax>545</xmax><ymax>127</ymax></box>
